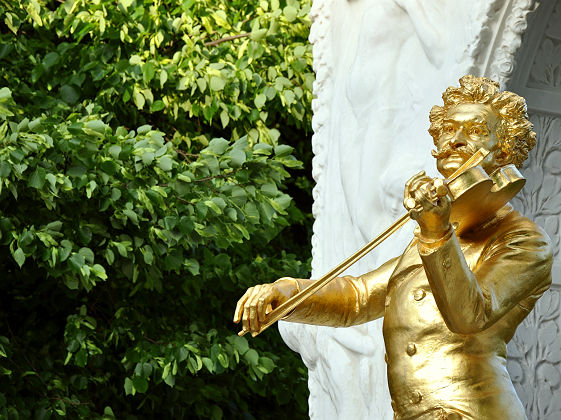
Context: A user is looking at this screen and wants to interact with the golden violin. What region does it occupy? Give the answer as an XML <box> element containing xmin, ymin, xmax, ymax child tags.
<box><xmin>238</xmin><ymin>148</ymin><xmax>526</xmax><ymax>337</ymax></box>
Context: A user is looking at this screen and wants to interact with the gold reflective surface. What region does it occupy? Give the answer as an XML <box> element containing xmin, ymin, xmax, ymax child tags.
<box><xmin>233</xmin><ymin>76</ymin><xmax>553</xmax><ymax>419</ymax></box>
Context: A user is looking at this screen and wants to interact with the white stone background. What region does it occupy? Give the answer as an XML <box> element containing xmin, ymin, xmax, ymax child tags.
<box><xmin>507</xmin><ymin>2</ymin><xmax>561</xmax><ymax>418</ymax></box>
<box><xmin>278</xmin><ymin>0</ymin><xmax>561</xmax><ymax>419</ymax></box>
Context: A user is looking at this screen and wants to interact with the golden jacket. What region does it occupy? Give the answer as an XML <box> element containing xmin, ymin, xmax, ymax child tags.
<box><xmin>286</xmin><ymin>206</ymin><xmax>552</xmax><ymax>420</ymax></box>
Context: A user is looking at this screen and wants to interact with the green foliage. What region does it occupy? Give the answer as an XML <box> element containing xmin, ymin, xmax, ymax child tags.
<box><xmin>0</xmin><ymin>0</ymin><xmax>313</xmax><ymax>418</ymax></box>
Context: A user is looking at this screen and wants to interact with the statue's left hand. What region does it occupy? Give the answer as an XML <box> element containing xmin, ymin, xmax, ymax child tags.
<box><xmin>403</xmin><ymin>171</ymin><xmax>451</xmax><ymax>240</ymax></box>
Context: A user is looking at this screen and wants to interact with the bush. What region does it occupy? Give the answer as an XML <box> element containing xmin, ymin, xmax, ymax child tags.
<box><xmin>0</xmin><ymin>0</ymin><xmax>313</xmax><ymax>418</ymax></box>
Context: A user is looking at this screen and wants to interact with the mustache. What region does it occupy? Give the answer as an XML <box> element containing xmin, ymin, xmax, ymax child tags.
<box><xmin>431</xmin><ymin>143</ymin><xmax>477</xmax><ymax>160</ymax></box>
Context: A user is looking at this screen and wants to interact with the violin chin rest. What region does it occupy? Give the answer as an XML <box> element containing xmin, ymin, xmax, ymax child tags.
<box><xmin>448</xmin><ymin>164</ymin><xmax>525</xmax><ymax>234</ymax></box>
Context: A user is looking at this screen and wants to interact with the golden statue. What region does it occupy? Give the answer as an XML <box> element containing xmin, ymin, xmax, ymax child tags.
<box><xmin>234</xmin><ymin>75</ymin><xmax>553</xmax><ymax>420</ymax></box>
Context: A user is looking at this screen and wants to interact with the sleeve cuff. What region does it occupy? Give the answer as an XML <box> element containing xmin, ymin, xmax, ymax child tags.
<box><xmin>416</xmin><ymin>225</ymin><xmax>455</xmax><ymax>254</ymax></box>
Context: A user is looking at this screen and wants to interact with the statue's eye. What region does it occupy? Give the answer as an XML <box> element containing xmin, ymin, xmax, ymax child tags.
<box><xmin>444</xmin><ymin>125</ymin><xmax>454</xmax><ymax>134</ymax></box>
<box><xmin>470</xmin><ymin>127</ymin><xmax>483</xmax><ymax>135</ymax></box>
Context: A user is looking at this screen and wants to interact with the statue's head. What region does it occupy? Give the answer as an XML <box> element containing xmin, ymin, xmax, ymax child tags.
<box><xmin>429</xmin><ymin>75</ymin><xmax>535</xmax><ymax>178</ymax></box>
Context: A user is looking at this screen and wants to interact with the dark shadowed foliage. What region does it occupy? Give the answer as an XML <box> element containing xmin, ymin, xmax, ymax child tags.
<box><xmin>0</xmin><ymin>0</ymin><xmax>314</xmax><ymax>418</ymax></box>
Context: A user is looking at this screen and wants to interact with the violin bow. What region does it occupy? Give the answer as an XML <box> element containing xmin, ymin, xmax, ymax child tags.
<box><xmin>239</xmin><ymin>148</ymin><xmax>490</xmax><ymax>337</ymax></box>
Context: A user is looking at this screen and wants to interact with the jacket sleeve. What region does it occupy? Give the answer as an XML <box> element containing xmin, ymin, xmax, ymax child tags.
<box><xmin>419</xmin><ymin>219</ymin><xmax>553</xmax><ymax>334</ymax></box>
<box><xmin>283</xmin><ymin>256</ymin><xmax>399</xmax><ymax>327</ymax></box>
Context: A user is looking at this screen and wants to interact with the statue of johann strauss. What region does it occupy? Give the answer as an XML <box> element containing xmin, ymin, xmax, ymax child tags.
<box><xmin>234</xmin><ymin>76</ymin><xmax>553</xmax><ymax>420</ymax></box>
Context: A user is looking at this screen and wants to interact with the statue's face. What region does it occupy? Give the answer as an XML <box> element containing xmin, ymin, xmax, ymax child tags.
<box><xmin>434</xmin><ymin>103</ymin><xmax>501</xmax><ymax>178</ymax></box>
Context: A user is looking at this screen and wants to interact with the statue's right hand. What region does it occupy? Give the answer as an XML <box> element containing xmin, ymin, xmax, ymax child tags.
<box><xmin>233</xmin><ymin>277</ymin><xmax>299</xmax><ymax>336</ymax></box>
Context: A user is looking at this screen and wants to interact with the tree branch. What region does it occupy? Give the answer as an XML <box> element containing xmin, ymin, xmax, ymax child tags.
<box><xmin>204</xmin><ymin>32</ymin><xmax>250</xmax><ymax>47</ymax></box>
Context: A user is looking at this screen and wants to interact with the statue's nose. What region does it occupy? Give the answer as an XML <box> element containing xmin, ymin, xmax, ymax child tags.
<box><xmin>450</xmin><ymin>126</ymin><xmax>468</xmax><ymax>147</ymax></box>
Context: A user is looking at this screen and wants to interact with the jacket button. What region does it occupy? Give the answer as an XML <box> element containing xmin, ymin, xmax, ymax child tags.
<box><xmin>410</xmin><ymin>391</ymin><xmax>422</xmax><ymax>404</ymax></box>
<box><xmin>407</xmin><ymin>343</ymin><xmax>417</xmax><ymax>356</ymax></box>
<box><xmin>413</xmin><ymin>289</ymin><xmax>426</xmax><ymax>301</ymax></box>
<box><xmin>442</xmin><ymin>258</ymin><xmax>452</xmax><ymax>269</ymax></box>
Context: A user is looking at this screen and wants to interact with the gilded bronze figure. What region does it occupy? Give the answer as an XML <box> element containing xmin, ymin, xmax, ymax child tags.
<box><xmin>234</xmin><ymin>75</ymin><xmax>553</xmax><ymax>420</ymax></box>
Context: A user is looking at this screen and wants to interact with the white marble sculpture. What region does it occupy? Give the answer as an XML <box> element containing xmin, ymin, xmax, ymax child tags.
<box><xmin>278</xmin><ymin>0</ymin><xmax>558</xmax><ymax>419</ymax></box>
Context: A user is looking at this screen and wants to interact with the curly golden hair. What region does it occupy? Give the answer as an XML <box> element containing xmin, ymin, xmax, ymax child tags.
<box><xmin>428</xmin><ymin>75</ymin><xmax>535</xmax><ymax>168</ymax></box>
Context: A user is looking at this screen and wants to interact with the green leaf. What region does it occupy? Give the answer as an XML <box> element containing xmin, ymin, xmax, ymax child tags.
<box><xmin>86</xmin><ymin>180</ymin><xmax>97</xmax><ymax>198</ymax></box>
<box><xmin>0</xmin><ymin>87</ymin><xmax>13</xmax><ymax>101</ymax></box>
<box><xmin>43</xmin><ymin>52</ymin><xmax>59</xmax><ymax>69</ymax></box>
<box><xmin>132</xmin><ymin>376</ymin><xmax>148</xmax><ymax>393</ymax></box>
<box><xmin>258</xmin><ymin>356</ymin><xmax>275</xmax><ymax>373</ymax></box>
<box><xmin>231</xmin><ymin>187</ymin><xmax>247</xmax><ymax>206</ymax></box>
<box><xmin>185</xmin><ymin>259</ymin><xmax>199</xmax><ymax>275</ymax></box>
<box><xmin>244</xmin><ymin>202</ymin><xmax>259</xmax><ymax>223</ymax></box>
<box><xmin>75</xmin><ymin>348</ymin><xmax>87</xmax><ymax>367</ymax></box>
<box><xmin>100</xmin><ymin>160</ymin><xmax>118</xmax><ymax>175</ymax></box>
<box><xmin>69</xmin><ymin>253</ymin><xmax>85</xmax><ymax>270</ymax></box>
<box><xmin>64</xmin><ymin>276</ymin><xmax>79</xmax><ymax>290</ymax></box>
<box><xmin>46</xmin><ymin>221</ymin><xmax>62</xmax><ymax>231</ymax></box>
<box><xmin>0</xmin><ymin>87</ymin><xmax>15</xmax><ymax>118</ymax></box>
<box><xmin>141</xmin><ymin>152</ymin><xmax>155</xmax><ymax>165</ymax></box>
<box><xmin>28</xmin><ymin>167</ymin><xmax>46</xmax><ymax>189</ymax></box>
<box><xmin>225</xmin><ymin>207</ymin><xmax>237</xmax><ymax>221</ymax></box>
<box><xmin>253</xmin><ymin>143</ymin><xmax>272</xmax><ymax>155</ymax></box>
<box><xmin>283</xmin><ymin>6</ymin><xmax>298</xmax><ymax>22</ymax></box>
<box><xmin>294</xmin><ymin>45</ymin><xmax>307</xmax><ymax>58</ymax></box>
<box><xmin>157</xmin><ymin>156</ymin><xmax>173</xmax><ymax>171</ymax></box>
<box><xmin>196</xmin><ymin>78</ymin><xmax>207</xmax><ymax>92</ymax></box>
<box><xmin>209</xmin><ymin>77</ymin><xmax>226</xmax><ymax>91</ymax></box>
<box><xmin>244</xmin><ymin>349</ymin><xmax>259</xmax><ymax>366</ymax></box>
<box><xmin>142</xmin><ymin>62</ymin><xmax>156</xmax><ymax>83</ymax></box>
<box><xmin>202</xmin><ymin>357</ymin><xmax>214</xmax><ymax>373</ymax></box>
<box><xmin>254</xmin><ymin>93</ymin><xmax>266</xmax><ymax>109</ymax></box>
<box><xmin>275</xmin><ymin>144</ymin><xmax>293</xmax><ymax>157</ymax></box>
<box><xmin>232</xmin><ymin>336</ymin><xmax>249</xmax><ymax>354</ymax></box>
<box><xmin>264</xmin><ymin>86</ymin><xmax>276</xmax><ymax>99</ymax></box>
<box><xmin>60</xmin><ymin>240</ymin><xmax>72</xmax><ymax>262</ymax></box>
<box><xmin>205</xmin><ymin>200</ymin><xmax>222</xmax><ymax>214</ymax></box>
<box><xmin>123</xmin><ymin>209</ymin><xmax>139</xmax><ymax>225</ymax></box>
<box><xmin>133</xmin><ymin>88</ymin><xmax>145</xmax><ymax>109</ymax></box>
<box><xmin>164</xmin><ymin>250</ymin><xmax>183</xmax><ymax>270</ymax></box>
<box><xmin>0</xmin><ymin>161</ymin><xmax>11</xmax><ymax>177</ymax></box>
<box><xmin>85</xmin><ymin>120</ymin><xmax>106</xmax><ymax>136</ymax></box>
<box><xmin>45</xmin><ymin>173</ymin><xmax>56</xmax><ymax>190</ymax></box>
<box><xmin>208</xmin><ymin>138</ymin><xmax>229</xmax><ymax>155</ymax></box>
<box><xmin>261</xmin><ymin>183</ymin><xmax>278</xmax><ymax>197</ymax></box>
<box><xmin>218</xmin><ymin>353</ymin><xmax>228</xmax><ymax>368</ymax></box>
<box><xmin>13</xmin><ymin>248</ymin><xmax>25</xmax><ymax>268</ymax></box>
<box><xmin>162</xmin><ymin>363</ymin><xmax>171</xmax><ymax>380</ymax></box>
<box><xmin>160</xmin><ymin>69</ymin><xmax>168</xmax><ymax>88</ymax></box>
<box><xmin>102</xmin><ymin>406</ymin><xmax>115</xmax><ymax>420</ymax></box>
<box><xmin>150</xmin><ymin>100</ymin><xmax>165</xmax><ymax>112</ymax></box>
<box><xmin>283</xmin><ymin>90</ymin><xmax>296</xmax><ymax>105</ymax></box>
<box><xmin>212</xmin><ymin>197</ymin><xmax>227</xmax><ymax>210</ymax></box>
<box><xmin>60</xmin><ymin>85</ymin><xmax>80</xmax><ymax>104</ymax></box>
<box><xmin>91</xmin><ymin>264</ymin><xmax>107</xmax><ymax>280</ymax></box>
<box><xmin>124</xmin><ymin>377</ymin><xmax>133</xmax><ymax>395</ymax></box>
<box><xmin>228</xmin><ymin>149</ymin><xmax>246</xmax><ymax>168</ymax></box>
<box><xmin>250</xmin><ymin>28</ymin><xmax>267</xmax><ymax>41</ymax></box>
<box><xmin>164</xmin><ymin>373</ymin><xmax>175</xmax><ymax>387</ymax></box>
<box><xmin>219</xmin><ymin>110</ymin><xmax>229</xmax><ymax>128</ymax></box>
<box><xmin>108</xmin><ymin>145</ymin><xmax>122</xmax><ymax>159</ymax></box>
<box><xmin>27</xmin><ymin>0</ymin><xmax>43</xmax><ymax>26</ymax></box>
